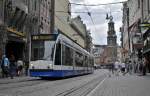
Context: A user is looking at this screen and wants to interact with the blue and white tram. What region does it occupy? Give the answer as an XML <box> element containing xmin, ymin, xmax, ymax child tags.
<box><xmin>29</xmin><ymin>34</ymin><xmax>94</xmax><ymax>78</ymax></box>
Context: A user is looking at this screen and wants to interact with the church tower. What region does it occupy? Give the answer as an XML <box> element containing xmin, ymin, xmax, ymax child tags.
<box><xmin>107</xmin><ymin>15</ymin><xmax>117</xmax><ymax>63</ymax></box>
<box><xmin>107</xmin><ymin>16</ymin><xmax>117</xmax><ymax>46</ymax></box>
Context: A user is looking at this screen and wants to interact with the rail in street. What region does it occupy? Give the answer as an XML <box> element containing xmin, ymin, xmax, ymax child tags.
<box><xmin>55</xmin><ymin>75</ymin><xmax>106</xmax><ymax>96</ymax></box>
<box><xmin>0</xmin><ymin>69</ymin><xmax>108</xmax><ymax>96</ymax></box>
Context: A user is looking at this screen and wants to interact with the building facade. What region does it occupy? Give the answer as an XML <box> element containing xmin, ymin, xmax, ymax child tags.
<box><xmin>92</xmin><ymin>45</ymin><xmax>107</xmax><ymax>65</ymax></box>
<box><xmin>55</xmin><ymin>0</ymin><xmax>92</xmax><ymax>50</ymax></box>
<box><xmin>121</xmin><ymin>0</ymin><xmax>150</xmax><ymax>63</ymax></box>
<box><xmin>141</xmin><ymin>0</ymin><xmax>150</xmax><ymax>71</ymax></box>
<box><xmin>121</xmin><ymin>0</ymin><xmax>150</xmax><ymax>72</ymax></box>
<box><xmin>121</xmin><ymin>2</ymin><xmax>130</xmax><ymax>62</ymax></box>
<box><xmin>0</xmin><ymin>0</ymin><xmax>31</xmax><ymax>63</ymax></box>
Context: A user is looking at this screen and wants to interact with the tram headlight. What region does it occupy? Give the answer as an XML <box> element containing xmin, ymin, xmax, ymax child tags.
<box><xmin>31</xmin><ymin>64</ymin><xmax>34</xmax><ymax>69</ymax></box>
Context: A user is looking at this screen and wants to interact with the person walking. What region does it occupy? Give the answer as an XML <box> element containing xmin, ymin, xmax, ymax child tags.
<box><xmin>142</xmin><ymin>57</ymin><xmax>148</xmax><ymax>76</ymax></box>
<box><xmin>121</xmin><ymin>62</ymin><xmax>126</xmax><ymax>75</ymax></box>
<box><xmin>17</xmin><ymin>58</ymin><xmax>23</xmax><ymax>76</ymax></box>
<box><xmin>1</xmin><ymin>55</ymin><xmax>10</xmax><ymax>78</ymax></box>
<box><xmin>128</xmin><ymin>61</ymin><xmax>133</xmax><ymax>74</ymax></box>
<box><xmin>114</xmin><ymin>61</ymin><xmax>119</xmax><ymax>76</ymax></box>
<box><xmin>9</xmin><ymin>54</ymin><xmax>16</xmax><ymax>79</ymax></box>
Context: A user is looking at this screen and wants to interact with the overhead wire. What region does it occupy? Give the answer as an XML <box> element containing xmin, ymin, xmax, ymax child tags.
<box><xmin>70</xmin><ymin>1</ymin><xmax>125</xmax><ymax>6</ymax></box>
<box><xmin>55</xmin><ymin>0</ymin><xmax>124</xmax><ymax>31</ymax></box>
<box><xmin>55</xmin><ymin>10</ymin><xmax>121</xmax><ymax>14</ymax></box>
<box><xmin>82</xmin><ymin>0</ymin><xmax>97</xmax><ymax>34</ymax></box>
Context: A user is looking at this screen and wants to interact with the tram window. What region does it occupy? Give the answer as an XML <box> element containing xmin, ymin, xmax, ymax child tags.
<box><xmin>62</xmin><ymin>45</ymin><xmax>73</xmax><ymax>66</ymax></box>
<box><xmin>84</xmin><ymin>56</ymin><xmax>88</xmax><ymax>67</ymax></box>
<box><xmin>75</xmin><ymin>52</ymin><xmax>84</xmax><ymax>67</ymax></box>
<box><xmin>89</xmin><ymin>58</ymin><xmax>92</xmax><ymax>67</ymax></box>
<box><xmin>33</xmin><ymin>48</ymin><xmax>38</xmax><ymax>60</ymax></box>
<box><xmin>55</xmin><ymin>43</ymin><xmax>61</xmax><ymax>65</ymax></box>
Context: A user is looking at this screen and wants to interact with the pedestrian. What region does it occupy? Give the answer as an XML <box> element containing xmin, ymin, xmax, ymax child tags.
<box><xmin>139</xmin><ymin>62</ymin><xmax>143</xmax><ymax>73</ymax></box>
<box><xmin>25</xmin><ymin>61</ymin><xmax>29</xmax><ymax>76</ymax></box>
<box><xmin>111</xmin><ymin>63</ymin><xmax>115</xmax><ymax>74</ymax></box>
<box><xmin>17</xmin><ymin>58</ymin><xmax>23</xmax><ymax>76</ymax></box>
<box><xmin>128</xmin><ymin>61</ymin><xmax>133</xmax><ymax>74</ymax></box>
<box><xmin>121</xmin><ymin>62</ymin><xmax>126</xmax><ymax>75</ymax></box>
<box><xmin>142</xmin><ymin>57</ymin><xmax>148</xmax><ymax>76</ymax></box>
<box><xmin>114</xmin><ymin>61</ymin><xmax>119</xmax><ymax>76</ymax></box>
<box><xmin>9</xmin><ymin>54</ymin><xmax>16</xmax><ymax>79</ymax></box>
<box><xmin>1</xmin><ymin>55</ymin><xmax>10</xmax><ymax>78</ymax></box>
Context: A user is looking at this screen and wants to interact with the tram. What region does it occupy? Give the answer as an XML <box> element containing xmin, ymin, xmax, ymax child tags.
<box><xmin>29</xmin><ymin>34</ymin><xmax>94</xmax><ymax>78</ymax></box>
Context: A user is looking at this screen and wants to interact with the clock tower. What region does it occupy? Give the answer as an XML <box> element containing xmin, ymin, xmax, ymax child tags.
<box><xmin>107</xmin><ymin>16</ymin><xmax>117</xmax><ymax>46</ymax></box>
<box><xmin>107</xmin><ymin>15</ymin><xmax>117</xmax><ymax>63</ymax></box>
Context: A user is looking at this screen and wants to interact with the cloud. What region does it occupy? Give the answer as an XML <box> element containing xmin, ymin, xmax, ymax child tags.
<box><xmin>70</xmin><ymin>0</ymin><xmax>125</xmax><ymax>45</ymax></box>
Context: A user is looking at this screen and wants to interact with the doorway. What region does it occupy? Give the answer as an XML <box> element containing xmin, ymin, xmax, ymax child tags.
<box><xmin>5</xmin><ymin>41</ymin><xmax>24</xmax><ymax>61</ymax></box>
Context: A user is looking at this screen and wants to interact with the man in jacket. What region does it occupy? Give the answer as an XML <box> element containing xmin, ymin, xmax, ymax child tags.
<box><xmin>1</xmin><ymin>55</ymin><xmax>10</xmax><ymax>78</ymax></box>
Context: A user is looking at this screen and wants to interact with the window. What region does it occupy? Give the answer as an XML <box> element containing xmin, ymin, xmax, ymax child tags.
<box><xmin>138</xmin><ymin>0</ymin><xmax>140</xmax><ymax>8</ymax></box>
<box><xmin>55</xmin><ymin>43</ymin><xmax>61</xmax><ymax>65</ymax></box>
<box><xmin>62</xmin><ymin>45</ymin><xmax>73</xmax><ymax>66</ymax></box>
<box><xmin>31</xmin><ymin>41</ymin><xmax>44</xmax><ymax>61</ymax></box>
<box><xmin>75</xmin><ymin>51</ymin><xmax>84</xmax><ymax>67</ymax></box>
<box><xmin>34</xmin><ymin>0</ymin><xmax>37</xmax><ymax>11</ymax></box>
<box><xmin>84</xmin><ymin>56</ymin><xmax>88</xmax><ymax>67</ymax></box>
<box><xmin>148</xmin><ymin>0</ymin><xmax>150</xmax><ymax>13</ymax></box>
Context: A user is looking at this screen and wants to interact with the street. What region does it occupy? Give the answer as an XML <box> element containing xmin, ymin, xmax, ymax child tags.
<box><xmin>0</xmin><ymin>0</ymin><xmax>150</xmax><ymax>96</ymax></box>
<box><xmin>0</xmin><ymin>69</ymin><xmax>107</xmax><ymax>96</ymax></box>
<box><xmin>0</xmin><ymin>69</ymin><xmax>150</xmax><ymax>96</ymax></box>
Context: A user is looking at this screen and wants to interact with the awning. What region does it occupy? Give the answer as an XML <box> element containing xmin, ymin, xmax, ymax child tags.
<box><xmin>140</xmin><ymin>23</ymin><xmax>150</xmax><ymax>34</ymax></box>
<box><xmin>143</xmin><ymin>49</ymin><xmax>150</xmax><ymax>55</ymax></box>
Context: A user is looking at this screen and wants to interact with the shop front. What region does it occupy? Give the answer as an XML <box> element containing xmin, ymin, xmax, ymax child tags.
<box><xmin>5</xmin><ymin>27</ymin><xmax>27</xmax><ymax>62</ymax></box>
<box><xmin>142</xmin><ymin>25</ymin><xmax>150</xmax><ymax>72</ymax></box>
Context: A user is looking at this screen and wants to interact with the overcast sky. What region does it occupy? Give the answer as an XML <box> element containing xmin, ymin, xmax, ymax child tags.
<box><xmin>70</xmin><ymin>0</ymin><xmax>127</xmax><ymax>45</ymax></box>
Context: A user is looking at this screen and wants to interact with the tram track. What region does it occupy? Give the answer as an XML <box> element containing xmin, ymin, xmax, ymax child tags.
<box><xmin>0</xmin><ymin>74</ymin><xmax>94</xmax><ymax>94</ymax></box>
<box><xmin>0</xmin><ymin>70</ymin><xmax>108</xmax><ymax>96</ymax></box>
<box><xmin>14</xmin><ymin>74</ymin><xmax>96</xmax><ymax>95</ymax></box>
<box><xmin>0</xmin><ymin>79</ymin><xmax>47</xmax><ymax>90</ymax></box>
<box><xmin>55</xmin><ymin>75</ymin><xmax>106</xmax><ymax>96</ymax></box>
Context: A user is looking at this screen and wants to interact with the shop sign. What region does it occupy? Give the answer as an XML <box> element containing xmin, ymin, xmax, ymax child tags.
<box><xmin>31</xmin><ymin>34</ymin><xmax>57</xmax><ymax>41</ymax></box>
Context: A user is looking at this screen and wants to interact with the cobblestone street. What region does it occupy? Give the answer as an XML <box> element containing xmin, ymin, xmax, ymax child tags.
<box><xmin>90</xmin><ymin>73</ymin><xmax>150</xmax><ymax>96</ymax></box>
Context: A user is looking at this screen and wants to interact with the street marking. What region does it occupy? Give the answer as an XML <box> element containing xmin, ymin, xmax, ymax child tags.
<box><xmin>87</xmin><ymin>77</ymin><xmax>107</xmax><ymax>96</ymax></box>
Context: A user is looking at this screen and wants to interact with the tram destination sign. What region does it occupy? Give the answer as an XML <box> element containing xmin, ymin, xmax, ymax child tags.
<box><xmin>31</xmin><ymin>34</ymin><xmax>57</xmax><ymax>41</ymax></box>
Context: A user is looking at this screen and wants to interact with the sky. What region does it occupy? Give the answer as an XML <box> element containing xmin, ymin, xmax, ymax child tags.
<box><xmin>69</xmin><ymin>0</ymin><xmax>127</xmax><ymax>45</ymax></box>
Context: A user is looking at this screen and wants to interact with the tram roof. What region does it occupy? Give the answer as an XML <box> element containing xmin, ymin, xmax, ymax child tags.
<box><xmin>56</xmin><ymin>34</ymin><xmax>92</xmax><ymax>56</ymax></box>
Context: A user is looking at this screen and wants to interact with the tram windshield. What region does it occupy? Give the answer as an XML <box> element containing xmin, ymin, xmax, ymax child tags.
<box><xmin>31</xmin><ymin>41</ymin><xmax>55</xmax><ymax>61</ymax></box>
